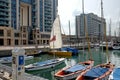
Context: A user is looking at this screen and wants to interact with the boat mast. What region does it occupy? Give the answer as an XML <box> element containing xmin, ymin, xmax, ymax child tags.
<box><xmin>69</xmin><ymin>21</ymin><xmax>71</xmax><ymax>47</ymax></box>
<box><xmin>82</xmin><ymin>0</ymin><xmax>85</xmax><ymax>53</ymax></box>
<box><xmin>118</xmin><ymin>22</ymin><xmax>120</xmax><ymax>38</ymax></box>
<box><xmin>101</xmin><ymin>0</ymin><xmax>104</xmax><ymax>53</ymax></box>
<box><xmin>109</xmin><ymin>19</ymin><xmax>111</xmax><ymax>41</ymax></box>
<box><xmin>101</xmin><ymin>0</ymin><xmax>109</xmax><ymax>62</ymax></box>
<box><xmin>82</xmin><ymin>0</ymin><xmax>92</xmax><ymax>60</ymax></box>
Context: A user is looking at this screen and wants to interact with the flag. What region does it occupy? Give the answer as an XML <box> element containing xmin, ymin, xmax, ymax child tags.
<box><xmin>50</xmin><ymin>35</ymin><xmax>56</xmax><ymax>42</ymax></box>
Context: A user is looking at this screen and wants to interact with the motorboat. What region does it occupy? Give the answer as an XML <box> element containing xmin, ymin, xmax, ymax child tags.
<box><xmin>25</xmin><ymin>58</ymin><xmax>65</xmax><ymax>71</ymax></box>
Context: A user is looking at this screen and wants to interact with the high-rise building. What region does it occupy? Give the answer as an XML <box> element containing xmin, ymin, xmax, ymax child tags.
<box><xmin>76</xmin><ymin>13</ymin><xmax>106</xmax><ymax>42</ymax></box>
<box><xmin>0</xmin><ymin>0</ymin><xmax>58</xmax><ymax>46</ymax></box>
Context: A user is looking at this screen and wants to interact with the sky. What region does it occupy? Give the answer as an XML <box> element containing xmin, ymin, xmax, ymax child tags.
<box><xmin>58</xmin><ymin>0</ymin><xmax>120</xmax><ymax>36</ymax></box>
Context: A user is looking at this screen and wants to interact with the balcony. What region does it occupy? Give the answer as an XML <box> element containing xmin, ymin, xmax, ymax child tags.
<box><xmin>0</xmin><ymin>8</ymin><xmax>9</xmax><ymax>12</ymax></box>
<box><xmin>0</xmin><ymin>12</ymin><xmax>8</xmax><ymax>16</ymax></box>
<box><xmin>0</xmin><ymin>0</ymin><xmax>9</xmax><ymax>3</ymax></box>
<box><xmin>0</xmin><ymin>3</ymin><xmax>9</xmax><ymax>7</ymax></box>
<box><xmin>0</xmin><ymin>21</ymin><xmax>9</xmax><ymax>26</ymax></box>
<box><xmin>0</xmin><ymin>18</ymin><xmax>9</xmax><ymax>21</ymax></box>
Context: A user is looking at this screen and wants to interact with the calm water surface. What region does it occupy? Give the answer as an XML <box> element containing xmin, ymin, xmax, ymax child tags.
<box><xmin>25</xmin><ymin>49</ymin><xmax>120</xmax><ymax>80</ymax></box>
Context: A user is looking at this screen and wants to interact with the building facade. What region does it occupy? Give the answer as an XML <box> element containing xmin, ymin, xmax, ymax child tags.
<box><xmin>76</xmin><ymin>13</ymin><xmax>106</xmax><ymax>42</ymax></box>
<box><xmin>0</xmin><ymin>0</ymin><xmax>58</xmax><ymax>46</ymax></box>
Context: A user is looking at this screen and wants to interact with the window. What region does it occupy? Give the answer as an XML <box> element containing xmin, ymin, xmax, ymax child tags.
<box><xmin>23</xmin><ymin>28</ymin><xmax>26</xmax><ymax>32</ymax></box>
<box><xmin>7</xmin><ymin>39</ymin><xmax>11</xmax><ymax>45</ymax></box>
<box><xmin>23</xmin><ymin>34</ymin><xmax>26</xmax><ymax>38</ymax></box>
<box><xmin>7</xmin><ymin>30</ymin><xmax>11</xmax><ymax>37</ymax></box>
<box><xmin>15</xmin><ymin>39</ymin><xmax>19</xmax><ymax>45</ymax></box>
<box><xmin>0</xmin><ymin>30</ymin><xmax>4</xmax><ymax>36</ymax></box>
<box><xmin>0</xmin><ymin>39</ymin><xmax>4</xmax><ymax>46</ymax></box>
<box><xmin>23</xmin><ymin>40</ymin><xmax>26</xmax><ymax>45</ymax></box>
<box><xmin>14</xmin><ymin>33</ymin><xmax>20</xmax><ymax>37</ymax></box>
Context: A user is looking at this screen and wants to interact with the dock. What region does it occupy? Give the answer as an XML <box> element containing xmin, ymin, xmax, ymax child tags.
<box><xmin>0</xmin><ymin>43</ymin><xmax>93</xmax><ymax>57</ymax></box>
<box><xmin>0</xmin><ymin>64</ymin><xmax>48</xmax><ymax>80</ymax></box>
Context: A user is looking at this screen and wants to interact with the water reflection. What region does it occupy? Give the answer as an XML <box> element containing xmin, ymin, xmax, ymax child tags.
<box><xmin>110</xmin><ymin>50</ymin><xmax>120</xmax><ymax>67</ymax></box>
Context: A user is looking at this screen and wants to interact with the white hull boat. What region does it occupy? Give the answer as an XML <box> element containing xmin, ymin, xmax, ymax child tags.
<box><xmin>112</xmin><ymin>43</ymin><xmax>120</xmax><ymax>50</ymax></box>
<box><xmin>0</xmin><ymin>56</ymin><xmax>33</xmax><ymax>64</ymax></box>
<box><xmin>25</xmin><ymin>58</ymin><xmax>65</xmax><ymax>71</ymax></box>
<box><xmin>25</xmin><ymin>56</ymin><xmax>34</xmax><ymax>60</ymax></box>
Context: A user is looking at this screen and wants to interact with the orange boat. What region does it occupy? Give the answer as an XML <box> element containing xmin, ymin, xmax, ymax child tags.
<box><xmin>76</xmin><ymin>62</ymin><xmax>115</xmax><ymax>80</ymax></box>
<box><xmin>54</xmin><ymin>60</ymin><xmax>94</xmax><ymax>80</ymax></box>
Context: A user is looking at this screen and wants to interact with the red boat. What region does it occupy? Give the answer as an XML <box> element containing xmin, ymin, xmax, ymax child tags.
<box><xmin>54</xmin><ymin>60</ymin><xmax>94</xmax><ymax>80</ymax></box>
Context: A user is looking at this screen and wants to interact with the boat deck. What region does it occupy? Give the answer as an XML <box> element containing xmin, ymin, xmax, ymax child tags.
<box><xmin>0</xmin><ymin>64</ymin><xmax>48</xmax><ymax>80</ymax></box>
<box><xmin>64</xmin><ymin>64</ymin><xmax>86</xmax><ymax>73</ymax></box>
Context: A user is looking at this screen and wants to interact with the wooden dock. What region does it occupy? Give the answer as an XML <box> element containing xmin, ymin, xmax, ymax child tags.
<box><xmin>0</xmin><ymin>64</ymin><xmax>48</xmax><ymax>80</ymax></box>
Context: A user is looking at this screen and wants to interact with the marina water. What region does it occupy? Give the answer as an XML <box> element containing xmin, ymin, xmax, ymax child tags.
<box><xmin>7</xmin><ymin>49</ymin><xmax>120</xmax><ymax>80</ymax></box>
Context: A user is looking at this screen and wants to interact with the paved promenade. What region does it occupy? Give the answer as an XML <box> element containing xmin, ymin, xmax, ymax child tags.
<box><xmin>0</xmin><ymin>43</ymin><xmax>86</xmax><ymax>51</ymax></box>
<box><xmin>0</xmin><ymin>45</ymin><xmax>49</xmax><ymax>51</ymax></box>
<box><xmin>0</xmin><ymin>64</ymin><xmax>48</xmax><ymax>80</ymax></box>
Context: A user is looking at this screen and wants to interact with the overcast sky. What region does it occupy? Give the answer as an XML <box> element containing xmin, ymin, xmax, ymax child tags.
<box><xmin>58</xmin><ymin>0</ymin><xmax>120</xmax><ymax>35</ymax></box>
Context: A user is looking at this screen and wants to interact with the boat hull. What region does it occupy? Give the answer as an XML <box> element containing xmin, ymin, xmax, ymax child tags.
<box><xmin>55</xmin><ymin>60</ymin><xmax>94</xmax><ymax>80</ymax></box>
<box><xmin>49</xmin><ymin>51</ymin><xmax>72</xmax><ymax>56</ymax></box>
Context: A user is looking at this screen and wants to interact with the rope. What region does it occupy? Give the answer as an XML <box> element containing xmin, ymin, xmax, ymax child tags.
<box><xmin>104</xmin><ymin>23</ymin><xmax>110</xmax><ymax>62</ymax></box>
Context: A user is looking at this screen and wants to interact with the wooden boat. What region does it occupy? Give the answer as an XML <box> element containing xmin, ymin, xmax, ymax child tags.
<box><xmin>49</xmin><ymin>15</ymin><xmax>72</xmax><ymax>56</ymax></box>
<box><xmin>54</xmin><ymin>60</ymin><xmax>94</xmax><ymax>80</ymax></box>
<box><xmin>25</xmin><ymin>58</ymin><xmax>65</xmax><ymax>71</ymax></box>
<box><xmin>76</xmin><ymin>62</ymin><xmax>115</xmax><ymax>80</ymax></box>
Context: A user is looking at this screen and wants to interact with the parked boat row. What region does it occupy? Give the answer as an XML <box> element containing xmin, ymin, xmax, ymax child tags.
<box><xmin>93</xmin><ymin>41</ymin><xmax>120</xmax><ymax>50</ymax></box>
<box><xmin>76</xmin><ymin>62</ymin><xmax>114</xmax><ymax>80</ymax></box>
<box><xmin>24</xmin><ymin>58</ymin><xmax>115</xmax><ymax>80</ymax></box>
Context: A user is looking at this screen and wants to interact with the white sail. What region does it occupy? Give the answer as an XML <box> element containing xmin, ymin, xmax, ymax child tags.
<box><xmin>50</xmin><ymin>15</ymin><xmax>62</xmax><ymax>49</ymax></box>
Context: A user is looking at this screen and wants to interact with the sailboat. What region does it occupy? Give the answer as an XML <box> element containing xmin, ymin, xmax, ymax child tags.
<box><xmin>49</xmin><ymin>15</ymin><xmax>72</xmax><ymax>56</ymax></box>
<box><xmin>76</xmin><ymin>0</ymin><xmax>115</xmax><ymax>80</ymax></box>
<box><xmin>60</xmin><ymin>21</ymin><xmax>79</xmax><ymax>55</ymax></box>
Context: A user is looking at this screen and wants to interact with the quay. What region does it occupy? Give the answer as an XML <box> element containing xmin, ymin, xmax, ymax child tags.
<box><xmin>0</xmin><ymin>43</ymin><xmax>91</xmax><ymax>51</ymax></box>
<box><xmin>0</xmin><ymin>64</ymin><xmax>48</xmax><ymax>80</ymax></box>
<box><xmin>0</xmin><ymin>43</ymin><xmax>92</xmax><ymax>57</ymax></box>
